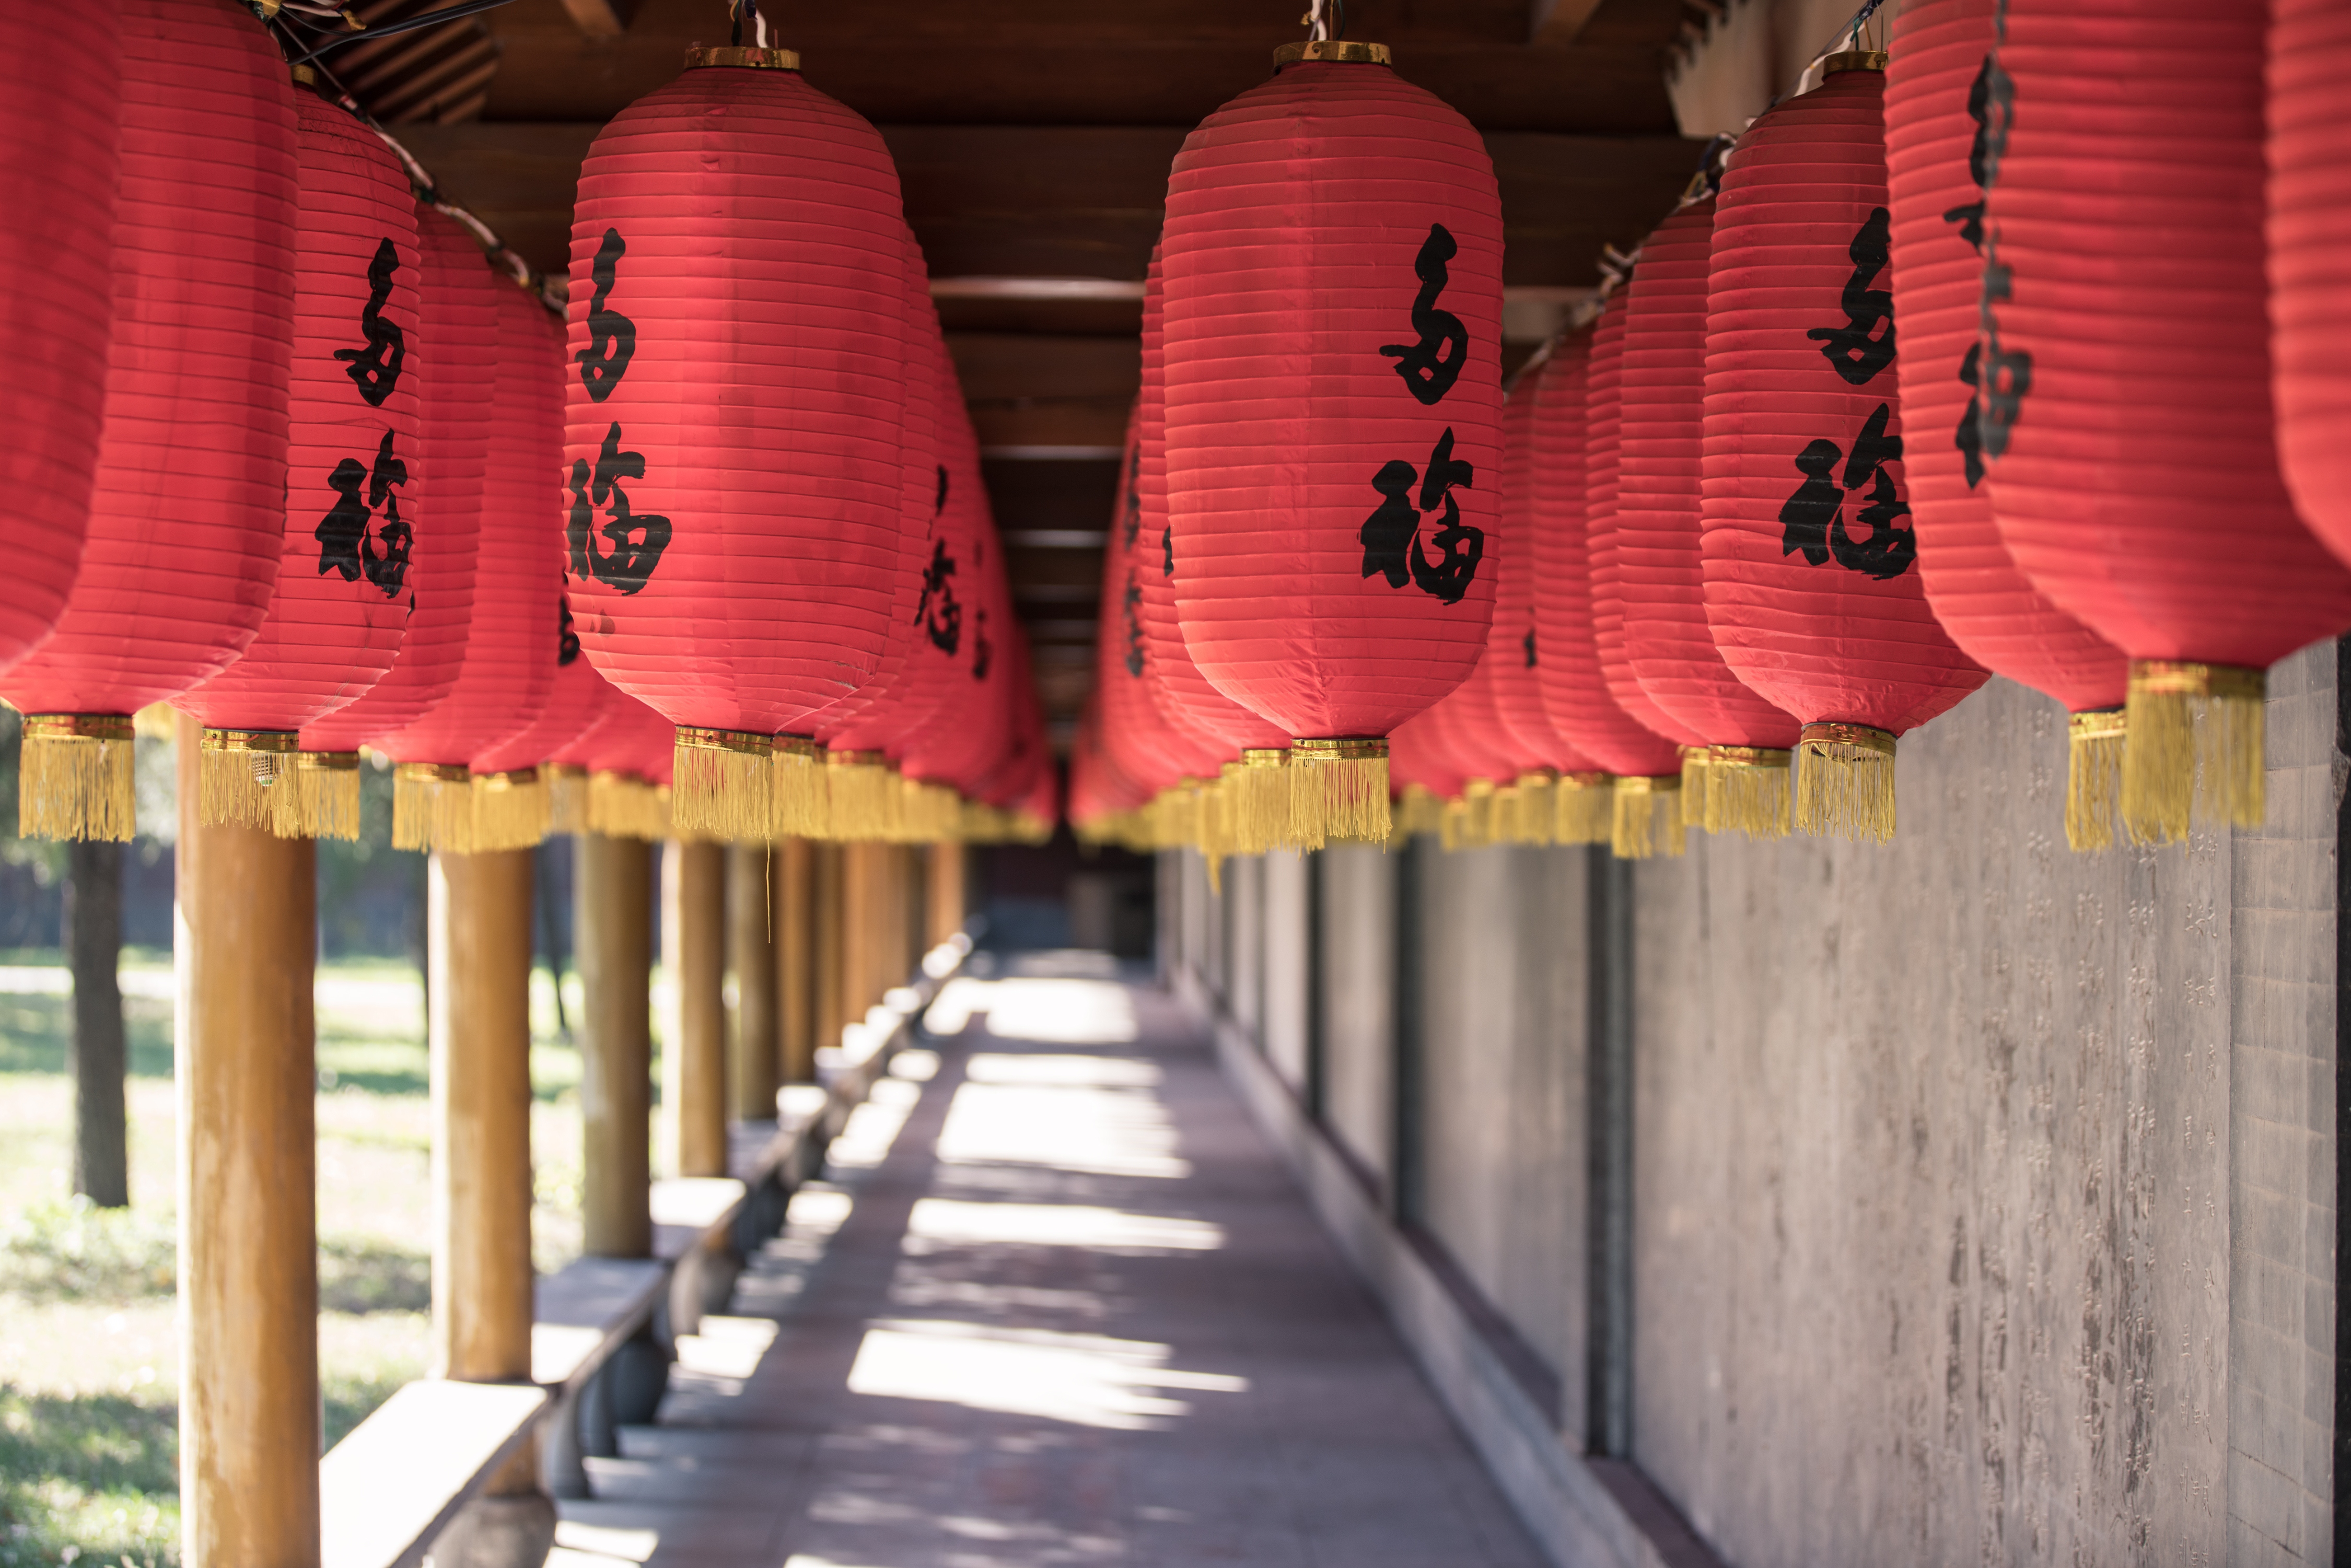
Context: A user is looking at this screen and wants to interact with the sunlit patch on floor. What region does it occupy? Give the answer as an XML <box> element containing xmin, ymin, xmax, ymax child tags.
<box><xmin>905</xmin><ymin>1198</ymin><xmax>1224</xmax><ymax>1254</ymax></box>
<box><xmin>936</xmin><ymin>1061</ymin><xmax>1189</xmax><ymax>1180</ymax></box>
<box><xmin>845</xmin><ymin>1319</ymin><xmax>1247</xmax><ymax>1431</ymax></box>
<box><xmin>924</xmin><ymin>978</ymin><xmax>1139</xmax><ymax>1044</ymax></box>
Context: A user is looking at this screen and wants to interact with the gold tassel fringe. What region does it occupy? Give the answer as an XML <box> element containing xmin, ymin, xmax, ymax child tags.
<box><xmin>198</xmin><ymin>729</ymin><xmax>299</xmax><ymax>834</ymax></box>
<box><xmin>587</xmin><ymin>770</ymin><xmax>666</xmax><ymax>841</ymax></box>
<box><xmin>548</xmin><ymin>765</ymin><xmax>590</xmax><ymax>836</ymax></box>
<box><xmin>1388</xmin><ymin>781</ymin><xmax>1443</xmax><ymax>845</ymax></box>
<box><xmin>2120</xmin><ymin>661</ymin><xmax>2264</xmax><ymax>845</ymax></box>
<box><xmin>825</xmin><ymin>750</ymin><xmax>894</xmax><ymax>842</ymax></box>
<box><xmin>1509</xmin><ymin>771</ymin><xmax>1557</xmax><ymax>844</ymax></box>
<box><xmin>18</xmin><ymin>715</ymin><xmax>137</xmax><ymax>841</ymax></box>
<box><xmin>1231</xmin><ymin>747</ymin><xmax>1290</xmax><ymax>855</ymax></box>
<box><xmin>2065</xmin><ymin>708</ymin><xmax>2125</xmax><ymax>852</ymax></box>
<box><xmin>1441</xmin><ymin>778</ymin><xmax>1498</xmax><ymax>852</ymax></box>
<box><xmin>1611</xmin><ymin>774</ymin><xmax>1685</xmax><ymax>859</ymax></box>
<box><xmin>774</xmin><ymin>735</ymin><xmax>827</xmax><ymax>840</ymax></box>
<box><xmin>292</xmin><ymin>752</ymin><xmax>362</xmax><ymax>841</ymax></box>
<box><xmin>1678</xmin><ymin>746</ymin><xmax>1710</xmax><ymax>833</ymax></box>
<box><xmin>1555</xmin><ymin>772</ymin><xmax>1613</xmax><ymax>846</ymax></box>
<box><xmin>1290</xmin><ymin>738</ymin><xmax>1391</xmax><ymax>848</ymax></box>
<box><xmin>672</xmin><ymin>727</ymin><xmax>773</xmax><ymax>842</ymax></box>
<box><xmin>472</xmin><ymin>768</ymin><xmax>550</xmax><ymax>852</ymax></box>
<box><xmin>1702</xmin><ymin>745</ymin><xmax>1792</xmax><ymax>840</ymax></box>
<box><xmin>394</xmin><ymin>762</ymin><xmax>473</xmax><ymax>853</ymax></box>
<box><xmin>1796</xmin><ymin>722</ymin><xmax>1896</xmax><ymax>842</ymax></box>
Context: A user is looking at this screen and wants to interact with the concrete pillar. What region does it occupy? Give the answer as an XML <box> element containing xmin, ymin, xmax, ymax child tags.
<box><xmin>726</xmin><ymin>842</ymin><xmax>778</xmax><ymax>1121</ymax></box>
<box><xmin>925</xmin><ymin>841</ymin><xmax>966</xmax><ymax>951</ymax></box>
<box><xmin>174</xmin><ymin>710</ymin><xmax>320</xmax><ymax>1567</ymax></box>
<box><xmin>774</xmin><ymin>838</ymin><xmax>814</xmax><ymax>1086</ymax></box>
<box><xmin>811</xmin><ymin>841</ymin><xmax>845</xmax><ymax>1070</ymax></box>
<box><xmin>661</xmin><ymin>839</ymin><xmax>726</xmax><ymax>1179</ymax></box>
<box><xmin>577</xmin><ymin>832</ymin><xmax>651</xmax><ymax>1258</ymax></box>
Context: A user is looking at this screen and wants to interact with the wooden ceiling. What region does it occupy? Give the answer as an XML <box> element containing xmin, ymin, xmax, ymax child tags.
<box><xmin>342</xmin><ymin>0</ymin><xmax>1707</xmax><ymax>747</ymax></box>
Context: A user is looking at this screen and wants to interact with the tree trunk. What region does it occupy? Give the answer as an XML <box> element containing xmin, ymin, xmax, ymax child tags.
<box><xmin>66</xmin><ymin>836</ymin><xmax>127</xmax><ymax>1207</ymax></box>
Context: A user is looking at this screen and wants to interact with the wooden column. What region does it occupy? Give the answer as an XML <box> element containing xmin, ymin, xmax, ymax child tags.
<box><xmin>774</xmin><ymin>838</ymin><xmax>814</xmax><ymax>1084</ymax></box>
<box><xmin>726</xmin><ymin>842</ymin><xmax>778</xmax><ymax>1121</ymax></box>
<box><xmin>841</xmin><ymin>841</ymin><xmax>879</xmax><ymax>1024</ymax></box>
<box><xmin>810</xmin><ymin>842</ymin><xmax>845</xmax><ymax>1067</ymax></box>
<box><xmin>176</xmin><ymin>710</ymin><xmax>320</xmax><ymax>1567</ymax></box>
<box><xmin>430</xmin><ymin>848</ymin><xmax>536</xmax><ymax>1384</ymax></box>
<box><xmin>925</xmin><ymin>841</ymin><xmax>967</xmax><ymax>951</ymax></box>
<box><xmin>660</xmin><ymin>839</ymin><xmax>726</xmax><ymax>1179</ymax></box>
<box><xmin>576</xmin><ymin>832</ymin><xmax>651</xmax><ymax>1258</ymax></box>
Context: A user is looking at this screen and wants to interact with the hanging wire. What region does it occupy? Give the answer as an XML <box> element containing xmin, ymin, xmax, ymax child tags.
<box><xmin>280</xmin><ymin>0</ymin><xmax>518</xmax><ymax>62</ymax></box>
<box><xmin>731</xmin><ymin>0</ymin><xmax>769</xmax><ymax>49</ymax></box>
<box><xmin>1300</xmin><ymin>0</ymin><xmax>1345</xmax><ymax>43</ymax></box>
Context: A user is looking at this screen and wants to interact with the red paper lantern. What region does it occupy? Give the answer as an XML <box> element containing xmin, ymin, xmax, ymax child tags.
<box><xmin>301</xmin><ymin>208</ymin><xmax>503</xmax><ymax>795</ymax></box>
<box><xmin>1529</xmin><ymin>332</ymin><xmax>1687</xmax><ymax>858</ymax></box>
<box><xmin>177</xmin><ymin>81</ymin><xmax>421</xmax><ymax>839</ymax></box>
<box><xmin>534</xmin><ymin>648</ymin><xmax>622</xmax><ymax>835</ymax></box>
<box><xmin>0</xmin><ymin>3</ymin><xmax>115</xmax><ymax>676</ymax></box>
<box><xmin>577</xmin><ymin>689</ymin><xmax>675</xmax><ymax>841</ymax></box>
<box><xmin>2274</xmin><ymin>0</ymin><xmax>2351</xmax><ymax>576</ymax></box>
<box><xmin>381</xmin><ymin>283</ymin><xmax>564</xmax><ymax>852</ymax></box>
<box><xmin>566</xmin><ymin>44</ymin><xmax>907</xmax><ymax>840</ymax></box>
<box><xmin>1884</xmin><ymin>0</ymin><xmax>2129</xmax><ymax>852</ymax></box>
<box><xmin>1700</xmin><ymin>58</ymin><xmax>1987</xmax><ymax>842</ymax></box>
<box><xmin>1614</xmin><ymin>197</ymin><xmax>1807</xmax><ymax>839</ymax></box>
<box><xmin>1161</xmin><ymin>39</ymin><xmax>1504</xmax><ymax>844</ymax></box>
<box><xmin>890</xmin><ymin>332</ymin><xmax>992</xmax><ymax>793</ymax></box>
<box><xmin>1489</xmin><ymin>368</ymin><xmax>1597</xmax><ymax>789</ymax></box>
<box><xmin>0</xmin><ymin>0</ymin><xmax>296</xmax><ymax>841</ymax></box>
<box><xmin>1096</xmin><ymin>407</ymin><xmax>1190</xmax><ymax>806</ymax></box>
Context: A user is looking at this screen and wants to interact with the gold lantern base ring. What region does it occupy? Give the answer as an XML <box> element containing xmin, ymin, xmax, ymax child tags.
<box><xmin>18</xmin><ymin>714</ymin><xmax>138</xmax><ymax>842</ymax></box>
<box><xmin>198</xmin><ymin>729</ymin><xmax>301</xmax><ymax>836</ymax></box>
<box><xmin>292</xmin><ymin>751</ymin><xmax>363</xmax><ymax>842</ymax></box>
<box><xmin>1701</xmin><ymin>744</ymin><xmax>1793</xmax><ymax>841</ymax></box>
<box><xmin>393</xmin><ymin>762</ymin><xmax>473</xmax><ymax>854</ymax></box>
<box><xmin>2064</xmin><ymin>707</ymin><xmax>2126</xmax><ymax>853</ymax></box>
<box><xmin>2121</xmin><ymin>660</ymin><xmax>2263</xmax><ymax>845</ymax></box>
<box><xmin>673</xmin><ymin>726</ymin><xmax>775</xmax><ymax>844</ymax></box>
<box><xmin>1796</xmin><ymin>722</ymin><xmax>1895</xmax><ymax>843</ymax></box>
<box><xmin>473</xmin><ymin>766</ymin><xmax>551</xmax><ymax>852</ymax></box>
<box><xmin>1288</xmin><ymin>736</ymin><xmax>1390</xmax><ymax>850</ymax></box>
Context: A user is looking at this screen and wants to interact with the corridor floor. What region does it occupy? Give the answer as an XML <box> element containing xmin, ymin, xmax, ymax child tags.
<box><xmin>549</xmin><ymin>953</ymin><xmax>1547</xmax><ymax>1568</ymax></box>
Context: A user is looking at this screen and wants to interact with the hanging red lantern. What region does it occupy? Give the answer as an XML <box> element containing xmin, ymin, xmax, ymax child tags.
<box><xmin>467</xmin><ymin>578</ymin><xmax>612</xmax><ymax>851</ymax></box>
<box><xmin>380</xmin><ymin>283</ymin><xmax>564</xmax><ymax>852</ymax></box>
<box><xmin>1614</xmin><ymin>196</ymin><xmax>1807</xmax><ymax>840</ymax></box>
<box><xmin>1529</xmin><ymin>332</ymin><xmax>1686</xmax><ymax>857</ymax></box>
<box><xmin>177</xmin><ymin>77</ymin><xmax>421</xmax><ymax>840</ymax></box>
<box><xmin>300</xmin><ymin>206</ymin><xmax>503</xmax><ymax>835</ymax></box>
<box><xmin>566</xmin><ymin>41</ymin><xmax>908</xmax><ymax>841</ymax></box>
<box><xmin>1700</xmin><ymin>56</ymin><xmax>1987</xmax><ymax>842</ymax></box>
<box><xmin>2274</xmin><ymin>0</ymin><xmax>2351</xmax><ymax>579</ymax></box>
<box><xmin>1096</xmin><ymin>406</ymin><xmax>1192</xmax><ymax>815</ymax></box>
<box><xmin>1987</xmin><ymin>1</ymin><xmax>2351</xmax><ymax>842</ymax></box>
<box><xmin>578</xmin><ymin>689</ymin><xmax>675</xmax><ymax>842</ymax></box>
<box><xmin>0</xmin><ymin>0</ymin><xmax>296</xmax><ymax>841</ymax></box>
<box><xmin>0</xmin><ymin>3</ymin><xmax>115</xmax><ymax>676</ymax></box>
<box><xmin>1884</xmin><ymin>0</ymin><xmax>2130</xmax><ymax>852</ymax></box>
<box><xmin>540</xmin><ymin>650</ymin><xmax>622</xmax><ymax>835</ymax></box>
<box><xmin>890</xmin><ymin>333</ymin><xmax>993</xmax><ymax>801</ymax></box>
<box><xmin>1161</xmin><ymin>34</ymin><xmax>1505</xmax><ymax>846</ymax></box>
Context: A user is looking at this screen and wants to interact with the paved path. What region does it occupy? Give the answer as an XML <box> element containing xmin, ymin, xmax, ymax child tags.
<box><xmin>552</xmin><ymin>953</ymin><xmax>1546</xmax><ymax>1568</ymax></box>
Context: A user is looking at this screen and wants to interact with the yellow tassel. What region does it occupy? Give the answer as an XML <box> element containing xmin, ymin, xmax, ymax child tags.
<box><xmin>131</xmin><ymin>703</ymin><xmax>177</xmax><ymax>741</ymax></box>
<box><xmin>824</xmin><ymin>750</ymin><xmax>893</xmax><ymax>842</ymax></box>
<box><xmin>1678</xmin><ymin>746</ymin><xmax>1710</xmax><ymax>832</ymax></box>
<box><xmin>672</xmin><ymin>727</ymin><xmax>772</xmax><ymax>842</ymax></box>
<box><xmin>587</xmin><ymin>770</ymin><xmax>664</xmax><ymax>841</ymax></box>
<box><xmin>471</xmin><ymin>768</ymin><xmax>551</xmax><ymax>852</ymax></box>
<box><xmin>2120</xmin><ymin>661</ymin><xmax>2263</xmax><ymax>845</ymax></box>
<box><xmin>1289</xmin><ymin>738</ymin><xmax>1392</xmax><ymax>847</ymax></box>
<box><xmin>17</xmin><ymin>714</ymin><xmax>137</xmax><ymax>841</ymax></box>
<box><xmin>394</xmin><ymin>762</ymin><xmax>473</xmax><ymax>853</ymax></box>
<box><xmin>1611</xmin><ymin>774</ymin><xmax>1685</xmax><ymax>859</ymax></box>
<box><xmin>1796</xmin><ymin>722</ymin><xmax>1895</xmax><ymax>842</ymax></box>
<box><xmin>1456</xmin><ymin>777</ymin><xmax>1498</xmax><ymax>850</ymax></box>
<box><xmin>2062</xmin><ymin>708</ymin><xmax>2126</xmax><ymax>852</ymax></box>
<box><xmin>1510</xmin><ymin>771</ymin><xmax>1556</xmax><ymax>845</ymax></box>
<box><xmin>1230</xmin><ymin>747</ymin><xmax>1290</xmax><ymax>855</ymax></box>
<box><xmin>290</xmin><ymin>752</ymin><xmax>362</xmax><ymax>841</ymax></box>
<box><xmin>547</xmin><ymin>765</ymin><xmax>590</xmax><ymax>835</ymax></box>
<box><xmin>1702</xmin><ymin>745</ymin><xmax>1791</xmax><ymax>840</ymax></box>
<box><xmin>1198</xmin><ymin>765</ymin><xmax>1238</xmax><ymax>860</ymax></box>
<box><xmin>198</xmin><ymin>729</ymin><xmax>299</xmax><ymax>833</ymax></box>
<box><xmin>773</xmin><ymin>734</ymin><xmax>827</xmax><ymax>840</ymax></box>
<box><xmin>1387</xmin><ymin>781</ymin><xmax>1441</xmax><ymax>846</ymax></box>
<box><xmin>1555</xmin><ymin>771</ymin><xmax>1613</xmax><ymax>846</ymax></box>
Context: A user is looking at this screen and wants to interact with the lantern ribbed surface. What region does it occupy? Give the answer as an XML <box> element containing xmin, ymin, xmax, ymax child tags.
<box><xmin>890</xmin><ymin>331</ymin><xmax>990</xmax><ymax>782</ymax></box>
<box><xmin>180</xmin><ymin>89</ymin><xmax>421</xmax><ymax>735</ymax></box>
<box><xmin>0</xmin><ymin>0</ymin><xmax>294</xmax><ymax>719</ymax></box>
<box><xmin>2274</xmin><ymin>0</ymin><xmax>2351</xmax><ymax>572</ymax></box>
<box><xmin>1591</xmin><ymin>295</ymin><xmax>1702</xmax><ymax>748</ymax></box>
<box><xmin>385</xmin><ymin>285</ymin><xmax>563</xmax><ymax>768</ymax></box>
<box><xmin>1985</xmin><ymin>1</ymin><xmax>2351</xmax><ymax>839</ymax></box>
<box><xmin>1097</xmin><ymin>407</ymin><xmax>1185</xmax><ymax>802</ymax></box>
<box><xmin>1617</xmin><ymin>199</ymin><xmax>1802</xmax><ymax>753</ymax></box>
<box><xmin>1884</xmin><ymin>0</ymin><xmax>2124</xmax><ymax>719</ymax></box>
<box><xmin>0</xmin><ymin>3</ymin><xmax>115</xmax><ymax>674</ymax></box>
<box><xmin>1701</xmin><ymin>65</ymin><xmax>1986</xmax><ymax>838</ymax></box>
<box><xmin>472</xmin><ymin>593</ymin><xmax>604</xmax><ymax>778</ymax></box>
<box><xmin>1530</xmin><ymin>334</ymin><xmax>1684</xmax><ymax>780</ymax></box>
<box><xmin>1490</xmin><ymin>369</ymin><xmax>1595</xmax><ymax>775</ymax></box>
<box><xmin>1161</xmin><ymin>56</ymin><xmax>1503</xmax><ymax>743</ymax></box>
<box><xmin>564</xmin><ymin>59</ymin><xmax>906</xmax><ymax>739</ymax></box>
<box><xmin>305</xmin><ymin>209</ymin><xmax>499</xmax><ymax>755</ymax></box>
<box><xmin>1135</xmin><ymin>258</ymin><xmax>1276</xmax><ymax>774</ymax></box>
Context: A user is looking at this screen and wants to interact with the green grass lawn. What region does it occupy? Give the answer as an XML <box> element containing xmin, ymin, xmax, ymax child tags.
<box><xmin>0</xmin><ymin>958</ymin><xmax>600</xmax><ymax>1566</ymax></box>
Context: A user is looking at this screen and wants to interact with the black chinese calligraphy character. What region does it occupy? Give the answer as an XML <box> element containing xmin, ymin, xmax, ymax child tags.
<box><xmin>557</xmin><ymin>596</ymin><xmax>581</xmax><ymax>666</ymax></box>
<box><xmin>575</xmin><ymin>228</ymin><xmax>637</xmax><ymax>403</ymax></box>
<box><xmin>1806</xmin><ymin>207</ymin><xmax>1896</xmax><ymax>387</ymax></box>
<box><xmin>1122</xmin><ymin>574</ymin><xmax>1145</xmax><ymax>678</ymax></box>
<box><xmin>565</xmin><ymin>422</ymin><xmax>671</xmax><ymax>594</ymax></box>
<box><xmin>1360</xmin><ymin>428</ymin><xmax>1483</xmax><ymax>603</ymax></box>
<box><xmin>1954</xmin><ymin>340</ymin><xmax>1985</xmax><ymax>488</ymax></box>
<box><xmin>1975</xmin><ymin>237</ymin><xmax>2032</xmax><ymax>463</ymax></box>
<box><xmin>1778</xmin><ymin>402</ymin><xmax>1913</xmax><ymax>580</ymax></box>
<box><xmin>315</xmin><ymin>429</ymin><xmax>411</xmax><ymax>595</ymax></box>
<box><xmin>1522</xmin><ymin>628</ymin><xmax>1537</xmax><ymax>669</ymax></box>
<box><xmin>914</xmin><ymin>537</ymin><xmax>961</xmax><ymax>654</ymax></box>
<box><xmin>934</xmin><ymin>463</ymin><xmax>949</xmax><ymax>525</ymax></box>
<box><xmin>1942</xmin><ymin>55</ymin><xmax>1994</xmax><ymax>253</ymax></box>
<box><xmin>332</xmin><ymin>238</ymin><xmax>406</xmax><ymax>408</ymax></box>
<box><xmin>1378</xmin><ymin>224</ymin><xmax>1471</xmax><ymax>406</ymax></box>
<box><xmin>1161</xmin><ymin>524</ymin><xmax>1173</xmax><ymax>577</ymax></box>
<box><xmin>971</xmin><ymin>607</ymin><xmax>992</xmax><ymax>681</ymax></box>
<box><xmin>1122</xmin><ymin>443</ymin><xmax>1142</xmax><ymax>551</ymax></box>
<box><xmin>1361</xmin><ymin>461</ymin><xmax>1419</xmax><ymax>590</ymax></box>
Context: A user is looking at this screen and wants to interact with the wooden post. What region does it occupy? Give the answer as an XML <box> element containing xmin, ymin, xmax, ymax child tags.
<box><xmin>726</xmin><ymin>841</ymin><xmax>778</xmax><ymax>1120</ymax></box>
<box><xmin>774</xmin><ymin>838</ymin><xmax>814</xmax><ymax>1084</ymax></box>
<box><xmin>66</xmin><ymin>837</ymin><xmax>127</xmax><ymax>1207</ymax></box>
<box><xmin>577</xmin><ymin>832</ymin><xmax>651</xmax><ymax>1258</ymax></box>
<box><xmin>175</xmin><ymin>709</ymin><xmax>320</xmax><ymax>1567</ymax></box>
<box><xmin>925</xmin><ymin>841</ymin><xmax>966</xmax><ymax>952</ymax></box>
<box><xmin>811</xmin><ymin>841</ymin><xmax>845</xmax><ymax>1070</ymax></box>
<box><xmin>660</xmin><ymin>839</ymin><xmax>726</xmax><ymax>1179</ymax></box>
<box><xmin>841</xmin><ymin>841</ymin><xmax>879</xmax><ymax>1024</ymax></box>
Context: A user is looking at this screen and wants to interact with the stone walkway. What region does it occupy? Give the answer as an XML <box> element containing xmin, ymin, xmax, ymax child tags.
<box><xmin>550</xmin><ymin>953</ymin><xmax>1546</xmax><ymax>1568</ymax></box>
